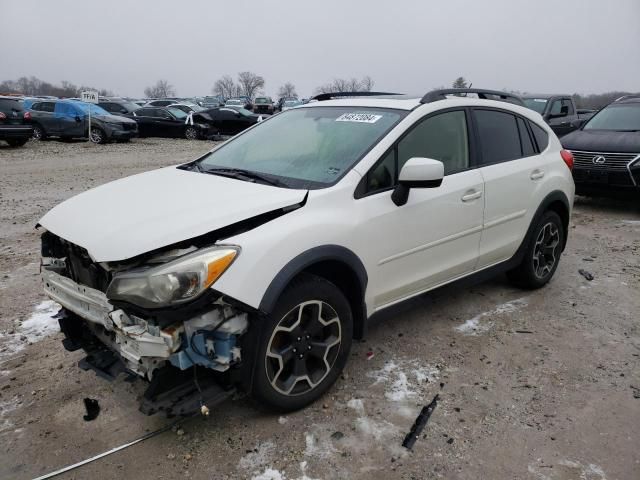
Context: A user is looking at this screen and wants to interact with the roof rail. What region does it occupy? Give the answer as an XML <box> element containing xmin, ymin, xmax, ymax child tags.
<box><xmin>420</xmin><ymin>88</ymin><xmax>524</xmax><ymax>106</ymax></box>
<box><xmin>311</xmin><ymin>91</ymin><xmax>402</xmax><ymax>102</ymax></box>
<box><xmin>614</xmin><ymin>94</ymin><xmax>640</xmax><ymax>102</ymax></box>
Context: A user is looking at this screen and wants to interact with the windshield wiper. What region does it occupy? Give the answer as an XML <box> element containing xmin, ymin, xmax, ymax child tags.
<box><xmin>200</xmin><ymin>167</ymin><xmax>288</xmax><ymax>187</ymax></box>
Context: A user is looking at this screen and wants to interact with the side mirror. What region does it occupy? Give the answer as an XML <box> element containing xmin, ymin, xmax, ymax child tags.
<box><xmin>75</xmin><ymin>115</ymin><xmax>81</xmax><ymax>122</ymax></box>
<box><xmin>391</xmin><ymin>157</ymin><xmax>444</xmax><ymax>206</ymax></box>
<box><xmin>121</xmin><ymin>109</ymin><xmax>128</xmax><ymax>114</ymax></box>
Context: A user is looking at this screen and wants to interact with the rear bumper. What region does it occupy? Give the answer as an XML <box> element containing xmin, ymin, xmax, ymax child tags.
<box><xmin>0</xmin><ymin>125</ymin><xmax>34</xmax><ymax>140</ymax></box>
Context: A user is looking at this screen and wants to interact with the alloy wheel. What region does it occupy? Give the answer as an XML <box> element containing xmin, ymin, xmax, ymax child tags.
<box><xmin>32</xmin><ymin>126</ymin><xmax>42</xmax><ymax>140</ymax></box>
<box><xmin>90</xmin><ymin>128</ymin><xmax>103</xmax><ymax>144</ymax></box>
<box><xmin>532</xmin><ymin>222</ymin><xmax>560</xmax><ymax>279</ymax></box>
<box><xmin>265</xmin><ymin>300</ymin><xmax>341</xmax><ymax>396</ymax></box>
<box><xmin>185</xmin><ymin>127</ymin><xmax>198</xmax><ymax>140</ymax></box>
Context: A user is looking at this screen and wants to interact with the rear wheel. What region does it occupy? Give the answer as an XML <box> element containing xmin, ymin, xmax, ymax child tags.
<box><xmin>251</xmin><ymin>274</ymin><xmax>352</xmax><ymax>411</ymax></box>
<box><xmin>507</xmin><ymin>210</ymin><xmax>564</xmax><ymax>289</ymax></box>
<box><xmin>32</xmin><ymin>124</ymin><xmax>46</xmax><ymax>140</ymax></box>
<box><xmin>6</xmin><ymin>138</ymin><xmax>28</xmax><ymax>147</ymax></box>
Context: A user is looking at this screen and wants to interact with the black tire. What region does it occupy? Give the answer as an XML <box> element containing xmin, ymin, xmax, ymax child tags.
<box><xmin>32</xmin><ymin>124</ymin><xmax>46</xmax><ymax>141</ymax></box>
<box><xmin>507</xmin><ymin>210</ymin><xmax>564</xmax><ymax>289</ymax></box>
<box><xmin>89</xmin><ymin>127</ymin><xmax>106</xmax><ymax>144</ymax></box>
<box><xmin>251</xmin><ymin>273</ymin><xmax>353</xmax><ymax>411</ymax></box>
<box><xmin>6</xmin><ymin>138</ymin><xmax>28</xmax><ymax>147</ymax></box>
<box><xmin>184</xmin><ymin>126</ymin><xmax>199</xmax><ymax>140</ymax></box>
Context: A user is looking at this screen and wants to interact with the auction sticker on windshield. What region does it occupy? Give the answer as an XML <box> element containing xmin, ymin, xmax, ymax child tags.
<box><xmin>336</xmin><ymin>112</ymin><xmax>383</xmax><ymax>123</ymax></box>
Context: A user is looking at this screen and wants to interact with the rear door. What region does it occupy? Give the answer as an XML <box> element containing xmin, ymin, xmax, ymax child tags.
<box><xmin>546</xmin><ymin>97</ymin><xmax>576</xmax><ymax>137</ymax></box>
<box><xmin>32</xmin><ymin>101</ymin><xmax>56</xmax><ymax>133</ymax></box>
<box><xmin>473</xmin><ymin>108</ymin><xmax>542</xmax><ymax>268</ymax></box>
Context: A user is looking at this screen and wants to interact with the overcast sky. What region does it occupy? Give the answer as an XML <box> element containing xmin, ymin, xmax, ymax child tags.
<box><xmin>2</xmin><ymin>0</ymin><xmax>639</xmax><ymax>98</ymax></box>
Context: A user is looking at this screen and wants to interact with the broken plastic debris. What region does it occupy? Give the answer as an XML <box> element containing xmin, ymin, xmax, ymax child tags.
<box><xmin>366</xmin><ymin>351</ymin><xmax>374</xmax><ymax>360</ymax></box>
<box><xmin>200</xmin><ymin>404</ymin><xmax>210</xmax><ymax>416</ymax></box>
<box><xmin>82</xmin><ymin>398</ymin><xmax>100</xmax><ymax>421</ymax></box>
<box><xmin>402</xmin><ymin>394</ymin><xmax>439</xmax><ymax>450</ymax></box>
<box><xmin>578</xmin><ymin>269</ymin><xmax>594</xmax><ymax>281</ymax></box>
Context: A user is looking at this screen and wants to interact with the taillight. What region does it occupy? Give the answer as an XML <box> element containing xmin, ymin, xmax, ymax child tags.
<box><xmin>0</xmin><ymin>112</ymin><xmax>6</xmax><ymax>120</ymax></box>
<box><xmin>560</xmin><ymin>149</ymin><xmax>574</xmax><ymax>170</ymax></box>
<box><xmin>23</xmin><ymin>111</ymin><xmax>31</xmax><ymax>120</ymax></box>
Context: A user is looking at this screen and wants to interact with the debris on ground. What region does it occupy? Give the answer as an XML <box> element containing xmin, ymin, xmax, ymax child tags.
<box><xmin>82</xmin><ymin>398</ymin><xmax>100</xmax><ymax>421</ymax></box>
<box><xmin>402</xmin><ymin>394</ymin><xmax>439</xmax><ymax>450</ymax></box>
<box><xmin>579</xmin><ymin>269</ymin><xmax>594</xmax><ymax>281</ymax></box>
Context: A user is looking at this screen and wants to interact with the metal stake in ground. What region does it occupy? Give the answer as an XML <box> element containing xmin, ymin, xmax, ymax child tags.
<box><xmin>402</xmin><ymin>394</ymin><xmax>439</xmax><ymax>450</ymax></box>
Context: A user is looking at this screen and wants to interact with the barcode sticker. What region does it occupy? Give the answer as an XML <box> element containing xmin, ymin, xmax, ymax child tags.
<box><xmin>336</xmin><ymin>113</ymin><xmax>383</xmax><ymax>123</ymax></box>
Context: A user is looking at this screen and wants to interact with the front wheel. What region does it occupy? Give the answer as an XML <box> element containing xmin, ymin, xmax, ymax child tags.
<box><xmin>251</xmin><ymin>274</ymin><xmax>353</xmax><ymax>411</ymax></box>
<box><xmin>184</xmin><ymin>126</ymin><xmax>199</xmax><ymax>140</ymax></box>
<box><xmin>507</xmin><ymin>210</ymin><xmax>564</xmax><ymax>289</ymax></box>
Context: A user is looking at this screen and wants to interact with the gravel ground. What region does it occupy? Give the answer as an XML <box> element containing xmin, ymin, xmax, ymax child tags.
<box><xmin>0</xmin><ymin>138</ymin><xmax>639</xmax><ymax>480</ymax></box>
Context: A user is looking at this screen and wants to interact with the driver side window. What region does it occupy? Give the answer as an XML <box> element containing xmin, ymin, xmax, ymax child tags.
<box><xmin>365</xmin><ymin>110</ymin><xmax>469</xmax><ymax>194</ymax></box>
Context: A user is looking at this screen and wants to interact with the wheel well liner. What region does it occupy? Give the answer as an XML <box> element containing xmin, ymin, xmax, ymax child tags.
<box><xmin>259</xmin><ymin>245</ymin><xmax>368</xmax><ymax>339</ymax></box>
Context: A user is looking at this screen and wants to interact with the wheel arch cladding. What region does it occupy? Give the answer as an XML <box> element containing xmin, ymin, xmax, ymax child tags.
<box><xmin>259</xmin><ymin>245</ymin><xmax>368</xmax><ymax>339</ymax></box>
<box><xmin>527</xmin><ymin>190</ymin><xmax>571</xmax><ymax>252</ymax></box>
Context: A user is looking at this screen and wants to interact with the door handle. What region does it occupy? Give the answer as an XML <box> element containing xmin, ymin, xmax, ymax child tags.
<box><xmin>461</xmin><ymin>190</ymin><xmax>482</xmax><ymax>202</ymax></box>
<box><xmin>530</xmin><ymin>169</ymin><xmax>545</xmax><ymax>180</ymax></box>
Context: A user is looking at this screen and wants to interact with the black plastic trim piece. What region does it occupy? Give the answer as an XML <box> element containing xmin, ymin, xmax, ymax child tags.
<box><xmin>258</xmin><ymin>245</ymin><xmax>368</xmax><ymax>315</ymax></box>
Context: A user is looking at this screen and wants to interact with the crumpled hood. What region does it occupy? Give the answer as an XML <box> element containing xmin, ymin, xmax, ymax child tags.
<box><xmin>561</xmin><ymin>129</ymin><xmax>640</xmax><ymax>154</ymax></box>
<box><xmin>39</xmin><ymin>166</ymin><xmax>307</xmax><ymax>262</ymax></box>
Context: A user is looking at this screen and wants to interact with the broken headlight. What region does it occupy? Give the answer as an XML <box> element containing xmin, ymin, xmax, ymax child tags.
<box><xmin>106</xmin><ymin>246</ymin><xmax>238</xmax><ymax>308</ymax></box>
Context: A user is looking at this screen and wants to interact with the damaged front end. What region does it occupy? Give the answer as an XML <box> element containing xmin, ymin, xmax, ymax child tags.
<box><xmin>40</xmin><ymin>231</ymin><xmax>253</xmax><ymax>416</ymax></box>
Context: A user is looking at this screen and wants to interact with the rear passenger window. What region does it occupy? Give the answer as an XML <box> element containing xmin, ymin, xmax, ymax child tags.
<box><xmin>516</xmin><ymin>117</ymin><xmax>535</xmax><ymax>157</ymax></box>
<box><xmin>474</xmin><ymin>110</ymin><xmax>521</xmax><ymax>164</ymax></box>
<box><xmin>529</xmin><ymin>122</ymin><xmax>549</xmax><ymax>152</ymax></box>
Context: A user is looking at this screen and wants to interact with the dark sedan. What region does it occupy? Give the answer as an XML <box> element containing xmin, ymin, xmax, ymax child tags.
<box><xmin>199</xmin><ymin>107</ymin><xmax>264</xmax><ymax>136</ymax></box>
<box><xmin>562</xmin><ymin>96</ymin><xmax>640</xmax><ymax>196</ymax></box>
<box><xmin>132</xmin><ymin>106</ymin><xmax>211</xmax><ymax>139</ymax></box>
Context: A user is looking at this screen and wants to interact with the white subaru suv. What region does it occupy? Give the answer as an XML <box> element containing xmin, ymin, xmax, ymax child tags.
<box><xmin>38</xmin><ymin>89</ymin><xmax>575</xmax><ymax>415</ymax></box>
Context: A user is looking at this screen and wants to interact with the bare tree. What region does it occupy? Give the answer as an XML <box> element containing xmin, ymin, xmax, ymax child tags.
<box><xmin>237</xmin><ymin>71</ymin><xmax>265</xmax><ymax>99</ymax></box>
<box><xmin>314</xmin><ymin>76</ymin><xmax>375</xmax><ymax>94</ymax></box>
<box><xmin>277</xmin><ymin>82</ymin><xmax>297</xmax><ymax>99</ymax></box>
<box><xmin>212</xmin><ymin>75</ymin><xmax>237</xmax><ymax>99</ymax></box>
<box><xmin>144</xmin><ymin>79</ymin><xmax>175</xmax><ymax>98</ymax></box>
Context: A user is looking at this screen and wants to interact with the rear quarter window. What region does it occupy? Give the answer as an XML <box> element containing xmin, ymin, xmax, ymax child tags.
<box><xmin>529</xmin><ymin>121</ymin><xmax>549</xmax><ymax>151</ymax></box>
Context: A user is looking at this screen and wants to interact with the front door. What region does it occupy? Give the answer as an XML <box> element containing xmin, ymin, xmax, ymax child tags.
<box><xmin>353</xmin><ymin>109</ymin><xmax>485</xmax><ymax>311</ymax></box>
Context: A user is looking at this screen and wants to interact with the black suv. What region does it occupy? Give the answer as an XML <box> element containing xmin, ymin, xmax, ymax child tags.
<box><xmin>0</xmin><ymin>96</ymin><xmax>33</xmax><ymax>147</ymax></box>
<box><xmin>562</xmin><ymin>96</ymin><xmax>640</xmax><ymax>196</ymax></box>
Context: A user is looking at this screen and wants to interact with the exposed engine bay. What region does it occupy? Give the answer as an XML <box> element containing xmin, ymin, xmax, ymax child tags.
<box><xmin>40</xmin><ymin>231</ymin><xmax>251</xmax><ymax>416</ymax></box>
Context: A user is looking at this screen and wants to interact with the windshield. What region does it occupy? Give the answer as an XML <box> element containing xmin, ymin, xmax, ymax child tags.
<box><xmin>583</xmin><ymin>104</ymin><xmax>640</xmax><ymax>131</ymax></box>
<box><xmin>73</xmin><ymin>102</ymin><xmax>110</xmax><ymax>116</ymax></box>
<box><xmin>226</xmin><ymin>99</ymin><xmax>243</xmax><ymax>105</ymax></box>
<box><xmin>197</xmin><ymin>106</ymin><xmax>405</xmax><ymax>188</ymax></box>
<box><xmin>523</xmin><ymin>98</ymin><xmax>548</xmax><ymax>114</ymax></box>
<box><xmin>167</xmin><ymin>107</ymin><xmax>188</xmax><ymax>119</ymax></box>
<box><xmin>284</xmin><ymin>100</ymin><xmax>303</xmax><ymax>107</ymax></box>
<box><xmin>255</xmin><ymin>98</ymin><xmax>270</xmax><ymax>104</ymax></box>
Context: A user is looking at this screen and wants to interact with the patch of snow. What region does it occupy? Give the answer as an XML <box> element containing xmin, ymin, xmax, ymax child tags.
<box><xmin>238</xmin><ymin>441</ymin><xmax>275</xmax><ymax>472</ymax></box>
<box><xmin>529</xmin><ymin>459</ymin><xmax>607</xmax><ymax>480</ymax></box>
<box><xmin>455</xmin><ymin>298</ymin><xmax>528</xmax><ymax>336</ymax></box>
<box><xmin>367</xmin><ymin>359</ymin><xmax>439</xmax><ymax>402</ymax></box>
<box><xmin>0</xmin><ymin>396</ymin><xmax>20</xmax><ymax>433</ymax></box>
<box><xmin>304</xmin><ymin>430</ymin><xmax>336</xmax><ymax>459</ymax></box>
<box><xmin>621</xmin><ymin>220</ymin><xmax>640</xmax><ymax>226</ymax></box>
<box><xmin>278</xmin><ymin>416</ymin><xmax>288</xmax><ymax>425</ymax></box>
<box><xmin>346</xmin><ymin>398</ymin><xmax>365</xmax><ymax>415</ymax></box>
<box><xmin>252</xmin><ymin>468</ymin><xmax>285</xmax><ymax>480</ymax></box>
<box><xmin>0</xmin><ymin>300</ymin><xmax>61</xmax><ymax>361</ymax></box>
